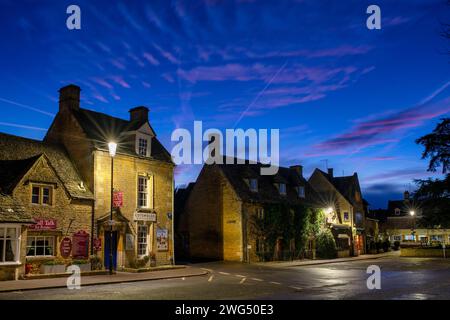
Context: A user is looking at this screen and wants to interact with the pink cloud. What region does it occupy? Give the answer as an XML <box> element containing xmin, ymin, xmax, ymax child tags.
<box><xmin>143</xmin><ymin>52</ymin><xmax>160</xmax><ymax>66</ymax></box>
<box><xmin>92</xmin><ymin>77</ymin><xmax>114</xmax><ymax>90</ymax></box>
<box><xmin>110</xmin><ymin>76</ymin><xmax>131</xmax><ymax>89</ymax></box>
<box><xmin>154</xmin><ymin>44</ymin><xmax>180</xmax><ymax>64</ymax></box>
<box><xmin>142</xmin><ymin>81</ymin><xmax>151</xmax><ymax>88</ymax></box>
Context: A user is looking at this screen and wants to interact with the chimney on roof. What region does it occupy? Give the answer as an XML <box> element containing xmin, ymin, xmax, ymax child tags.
<box><xmin>290</xmin><ymin>165</ymin><xmax>303</xmax><ymax>177</ymax></box>
<box><xmin>59</xmin><ymin>84</ymin><xmax>80</xmax><ymax>112</ymax></box>
<box><xmin>328</xmin><ymin>168</ymin><xmax>334</xmax><ymax>178</ymax></box>
<box><xmin>129</xmin><ymin>106</ymin><xmax>149</xmax><ymax>123</ymax></box>
<box><xmin>404</xmin><ymin>190</ymin><xmax>410</xmax><ymax>200</ymax></box>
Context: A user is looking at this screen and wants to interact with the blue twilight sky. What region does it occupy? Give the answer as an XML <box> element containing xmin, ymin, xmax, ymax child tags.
<box><xmin>0</xmin><ymin>0</ymin><xmax>449</xmax><ymax>208</ymax></box>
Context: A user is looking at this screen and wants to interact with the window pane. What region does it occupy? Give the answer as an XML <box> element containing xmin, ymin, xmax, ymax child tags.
<box><xmin>6</xmin><ymin>228</ymin><xmax>16</xmax><ymax>239</ymax></box>
<box><xmin>0</xmin><ymin>227</ymin><xmax>4</xmax><ymax>238</ymax></box>
<box><xmin>32</xmin><ymin>187</ymin><xmax>40</xmax><ymax>203</ymax></box>
<box><xmin>5</xmin><ymin>240</ymin><xmax>16</xmax><ymax>261</ymax></box>
<box><xmin>42</xmin><ymin>188</ymin><xmax>51</xmax><ymax>204</ymax></box>
<box><xmin>0</xmin><ymin>239</ymin><xmax>4</xmax><ymax>262</ymax></box>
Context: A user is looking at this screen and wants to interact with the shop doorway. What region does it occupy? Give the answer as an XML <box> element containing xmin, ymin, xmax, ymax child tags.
<box><xmin>104</xmin><ymin>231</ymin><xmax>118</xmax><ymax>270</ymax></box>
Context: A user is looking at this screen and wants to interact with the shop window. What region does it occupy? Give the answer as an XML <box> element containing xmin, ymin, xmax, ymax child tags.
<box><xmin>392</xmin><ymin>235</ymin><xmax>402</xmax><ymax>241</ymax></box>
<box><xmin>31</xmin><ymin>185</ymin><xmax>53</xmax><ymax>205</ymax></box>
<box><xmin>404</xmin><ymin>235</ymin><xmax>415</xmax><ymax>241</ymax></box>
<box><xmin>431</xmin><ymin>235</ymin><xmax>443</xmax><ymax>242</ymax></box>
<box><xmin>137</xmin><ymin>225</ymin><xmax>148</xmax><ymax>256</ymax></box>
<box><xmin>138</xmin><ymin>138</ymin><xmax>148</xmax><ymax>156</ymax></box>
<box><xmin>0</xmin><ymin>225</ymin><xmax>21</xmax><ymax>264</ymax></box>
<box><xmin>26</xmin><ymin>236</ymin><xmax>55</xmax><ymax>257</ymax></box>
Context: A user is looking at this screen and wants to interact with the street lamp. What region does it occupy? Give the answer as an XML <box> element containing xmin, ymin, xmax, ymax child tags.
<box><xmin>108</xmin><ymin>142</ymin><xmax>117</xmax><ymax>275</ymax></box>
<box><xmin>410</xmin><ymin>210</ymin><xmax>416</xmax><ymax>242</ymax></box>
<box><xmin>326</xmin><ymin>207</ymin><xmax>333</xmax><ymax>214</ymax></box>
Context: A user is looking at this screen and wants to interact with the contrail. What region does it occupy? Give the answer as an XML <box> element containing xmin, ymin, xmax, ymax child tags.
<box><xmin>0</xmin><ymin>121</ymin><xmax>47</xmax><ymax>131</ymax></box>
<box><xmin>233</xmin><ymin>60</ymin><xmax>288</xmax><ymax>128</ymax></box>
<box><xmin>0</xmin><ymin>97</ymin><xmax>55</xmax><ymax>117</ymax></box>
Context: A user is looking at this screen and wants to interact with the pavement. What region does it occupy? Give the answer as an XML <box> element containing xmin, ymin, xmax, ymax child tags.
<box><xmin>254</xmin><ymin>251</ymin><xmax>399</xmax><ymax>268</ymax></box>
<box><xmin>0</xmin><ymin>266</ymin><xmax>208</xmax><ymax>293</ymax></box>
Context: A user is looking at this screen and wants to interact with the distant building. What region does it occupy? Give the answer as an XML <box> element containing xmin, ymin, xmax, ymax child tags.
<box><xmin>308</xmin><ymin>168</ymin><xmax>369</xmax><ymax>256</ymax></box>
<box><xmin>177</xmin><ymin>159</ymin><xmax>318</xmax><ymax>262</ymax></box>
<box><xmin>381</xmin><ymin>191</ymin><xmax>449</xmax><ymax>245</ymax></box>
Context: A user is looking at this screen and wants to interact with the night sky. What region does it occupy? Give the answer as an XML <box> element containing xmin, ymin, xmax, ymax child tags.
<box><xmin>0</xmin><ymin>0</ymin><xmax>449</xmax><ymax>208</ymax></box>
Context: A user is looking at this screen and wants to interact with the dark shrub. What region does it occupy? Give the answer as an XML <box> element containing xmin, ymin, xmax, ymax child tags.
<box><xmin>382</xmin><ymin>240</ymin><xmax>391</xmax><ymax>252</ymax></box>
<box><xmin>393</xmin><ymin>241</ymin><xmax>400</xmax><ymax>250</ymax></box>
<box><xmin>316</xmin><ymin>229</ymin><xmax>337</xmax><ymax>259</ymax></box>
<box><xmin>376</xmin><ymin>241</ymin><xmax>383</xmax><ymax>253</ymax></box>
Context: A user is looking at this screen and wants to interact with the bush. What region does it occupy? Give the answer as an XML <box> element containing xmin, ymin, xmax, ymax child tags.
<box><xmin>43</xmin><ymin>258</ymin><xmax>66</xmax><ymax>266</ymax></box>
<box><xmin>382</xmin><ymin>240</ymin><xmax>391</xmax><ymax>252</ymax></box>
<box><xmin>393</xmin><ymin>241</ymin><xmax>400</xmax><ymax>250</ymax></box>
<box><xmin>89</xmin><ymin>255</ymin><xmax>103</xmax><ymax>270</ymax></box>
<box><xmin>376</xmin><ymin>241</ymin><xmax>383</xmax><ymax>253</ymax></box>
<box><xmin>316</xmin><ymin>229</ymin><xmax>337</xmax><ymax>259</ymax></box>
<box><xmin>129</xmin><ymin>255</ymin><xmax>150</xmax><ymax>269</ymax></box>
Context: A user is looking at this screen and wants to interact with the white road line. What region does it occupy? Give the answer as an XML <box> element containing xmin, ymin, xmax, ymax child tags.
<box><xmin>240</xmin><ymin>277</ymin><xmax>247</xmax><ymax>284</ymax></box>
<box><xmin>270</xmin><ymin>281</ymin><xmax>281</xmax><ymax>285</ymax></box>
<box><xmin>201</xmin><ymin>268</ymin><xmax>213</xmax><ymax>272</ymax></box>
<box><xmin>289</xmin><ymin>286</ymin><xmax>301</xmax><ymax>290</ymax></box>
<box><xmin>235</xmin><ymin>274</ymin><xmax>246</xmax><ymax>278</ymax></box>
<box><xmin>251</xmin><ymin>278</ymin><xmax>264</xmax><ymax>282</ymax></box>
<box><xmin>208</xmin><ymin>275</ymin><xmax>214</xmax><ymax>282</ymax></box>
<box><xmin>219</xmin><ymin>271</ymin><xmax>230</xmax><ymax>275</ymax></box>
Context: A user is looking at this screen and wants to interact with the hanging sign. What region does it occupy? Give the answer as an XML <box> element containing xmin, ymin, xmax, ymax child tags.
<box><xmin>60</xmin><ymin>237</ymin><xmax>72</xmax><ymax>258</ymax></box>
<box><xmin>113</xmin><ymin>191</ymin><xmax>123</xmax><ymax>208</ymax></box>
<box><xmin>72</xmin><ymin>230</ymin><xmax>89</xmax><ymax>258</ymax></box>
<box><xmin>93</xmin><ymin>238</ymin><xmax>102</xmax><ymax>251</ymax></box>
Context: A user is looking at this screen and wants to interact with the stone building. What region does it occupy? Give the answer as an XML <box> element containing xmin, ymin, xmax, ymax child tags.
<box><xmin>0</xmin><ymin>84</ymin><xmax>174</xmax><ymax>279</ymax></box>
<box><xmin>308</xmin><ymin>168</ymin><xmax>367</xmax><ymax>256</ymax></box>
<box><xmin>177</xmin><ymin>158</ymin><xmax>318</xmax><ymax>262</ymax></box>
<box><xmin>0</xmin><ymin>133</ymin><xmax>94</xmax><ymax>280</ymax></box>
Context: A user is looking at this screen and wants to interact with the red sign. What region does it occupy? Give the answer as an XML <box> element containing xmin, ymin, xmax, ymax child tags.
<box><xmin>29</xmin><ymin>219</ymin><xmax>57</xmax><ymax>230</ymax></box>
<box><xmin>60</xmin><ymin>237</ymin><xmax>72</xmax><ymax>258</ymax></box>
<box><xmin>93</xmin><ymin>238</ymin><xmax>102</xmax><ymax>251</ymax></box>
<box><xmin>113</xmin><ymin>191</ymin><xmax>123</xmax><ymax>208</ymax></box>
<box><xmin>72</xmin><ymin>230</ymin><xmax>89</xmax><ymax>258</ymax></box>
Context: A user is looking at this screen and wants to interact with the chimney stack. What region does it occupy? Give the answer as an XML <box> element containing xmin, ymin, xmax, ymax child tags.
<box><xmin>59</xmin><ymin>84</ymin><xmax>80</xmax><ymax>112</ymax></box>
<box><xmin>328</xmin><ymin>168</ymin><xmax>334</xmax><ymax>178</ymax></box>
<box><xmin>404</xmin><ymin>190</ymin><xmax>410</xmax><ymax>200</ymax></box>
<box><xmin>290</xmin><ymin>165</ymin><xmax>303</xmax><ymax>177</ymax></box>
<box><xmin>129</xmin><ymin>106</ymin><xmax>149</xmax><ymax>123</ymax></box>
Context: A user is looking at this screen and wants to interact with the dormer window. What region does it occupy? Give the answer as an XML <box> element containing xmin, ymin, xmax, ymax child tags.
<box><xmin>278</xmin><ymin>183</ymin><xmax>286</xmax><ymax>195</ymax></box>
<box><xmin>394</xmin><ymin>208</ymin><xmax>401</xmax><ymax>216</ymax></box>
<box><xmin>138</xmin><ymin>138</ymin><xmax>148</xmax><ymax>157</ymax></box>
<box><xmin>249</xmin><ymin>179</ymin><xmax>258</xmax><ymax>192</ymax></box>
<box><xmin>297</xmin><ymin>186</ymin><xmax>305</xmax><ymax>198</ymax></box>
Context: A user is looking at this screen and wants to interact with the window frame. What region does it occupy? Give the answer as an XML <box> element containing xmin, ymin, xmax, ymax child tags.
<box><xmin>30</xmin><ymin>184</ymin><xmax>53</xmax><ymax>206</ymax></box>
<box><xmin>297</xmin><ymin>186</ymin><xmax>305</xmax><ymax>198</ymax></box>
<box><xmin>137</xmin><ymin>224</ymin><xmax>149</xmax><ymax>257</ymax></box>
<box><xmin>137</xmin><ymin>175</ymin><xmax>149</xmax><ymax>208</ymax></box>
<box><xmin>138</xmin><ymin>138</ymin><xmax>148</xmax><ymax>157</ymax></box>
<box><xmin>278</xmin><ymin>183</ymin><xmax>287</xmax><ymax>195</ymax></box>
<box><xmin>26</xmin><ymin>235</ymin><xmax>55</xmax><ymax>257</ymax></box>
<box><xmin>0</xmin><ymin>224</ymin><xmax>21</xmax><ymax>265</ymax></box>
<box><xmin>343</xmin><ymin>212</ymin><xmax>350</xmax><ymax>222</ymax></box>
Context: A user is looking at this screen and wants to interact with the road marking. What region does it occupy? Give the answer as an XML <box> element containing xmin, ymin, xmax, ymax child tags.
<box><xmin>208</xmin><ymin>275</ymin><xmax>214</xmax><ymax>282</ymax></box>
<box><xmin>219</xmin><ymin>271</ymin><xmax>230</xmax><ymax>275</ymax></box>
<box><xmin>201</xmin><ymin>268</ymin><xmax>213</xmax><ymax>272</ymax></box>
<box><xmin>289</xmin><ymin>286</ymin><xmax>302</xmax><ymax>290</ymax></box>
<box><xmin>270</xmin><ymin>281</ymin><xmax>281</xmax><ymax>285</ymax></box>
<box><xmin>240</xmin><ymin>277</ymin><xmax>247</xmax><ymax>284</ymax></box>
<box><xmin>235</xmin><ymin>274</ymin><xmax>246</xmax><ymax>278</ymax></box>
<box><xmin>251</xmin><ymin>278</ymin><xmax>264</xmax><ymax>282</ymax></box>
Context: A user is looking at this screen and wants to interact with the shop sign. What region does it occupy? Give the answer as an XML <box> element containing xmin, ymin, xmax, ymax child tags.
<box><xmin>72</xmin><ymin>230</ymin><xmax>89</xmax><ymax>258</ymax></box>
<box><xmin>156</xmin><ymin>228</ymin><xmax>168</xmax><ymax>251</ymax></box>
<box><xmin>134</xmin><ymin>211</ymin><xmax>156</xmax><ymax>222</ymax></box>
<box><xmin>60</xmin><ymin>237</ymin><xmax>72</xmax><ymax>258</ymax></box>
<box><xmin>29</xmin><ymin>218</ymin><xmax>57</xmax><ymax>230</ymax></box>
<box><xmin>93</xmin><ymin>238</ymin><xmax>102</xmax><ymax>251</ymax></box>
<box><xmin>113</xmin><ymin>191</ymin><xmax>123</xmax><ymax>208</ymax></box>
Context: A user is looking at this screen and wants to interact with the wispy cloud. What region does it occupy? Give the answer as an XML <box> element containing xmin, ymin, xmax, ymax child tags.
<box><xmin>0</xmin><ymin>97</ymin><xmax>55</xmax><ymax>117</ymax></box>
<box><xmin>0</xmin><ymin>121</ymin><xmax>47</xmax><ymax>131</ymax></box>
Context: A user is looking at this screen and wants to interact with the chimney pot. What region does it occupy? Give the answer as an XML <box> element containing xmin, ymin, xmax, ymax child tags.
<box><xmin>290</xmin><ymin>165</ymin><xmax>303</xmax><ymax>177</ymax></box>
<box><xmin>129</xmin><ymin>106</ymin><xmax>149</xmax><ymax>123</ymax></box>
<box><xmin>59</xmin><ymin>84</ymin><xmax>80</xmax><ymax>112</ymax></box>
<box><xmin>328</xmin><ymin>168</ymin><xmax>334</xmax><ymax>177</ymax></box>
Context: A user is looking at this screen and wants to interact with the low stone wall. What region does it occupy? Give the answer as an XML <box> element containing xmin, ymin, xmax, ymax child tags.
<box><xmin>400</xmin><ymin>247</ymin><xmax>448</xmax><ymax>258</ymax></box>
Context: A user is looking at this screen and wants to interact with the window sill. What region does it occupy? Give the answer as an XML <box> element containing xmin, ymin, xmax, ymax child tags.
<box><xmin>0</xmin><ymin>262</ymin><xmax>21</xmax><ymax>267</ymax></box>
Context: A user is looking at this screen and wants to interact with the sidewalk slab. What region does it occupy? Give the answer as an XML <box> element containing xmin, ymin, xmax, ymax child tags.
<box><xmin>254</xmin><ymin>251</ymin><xmax>399</xmax><ymax>268</ymax></box>
<box><xmin>0</xmin><ymin>266</ymin><xmax>208</xmax><ymax>293</ymax></box>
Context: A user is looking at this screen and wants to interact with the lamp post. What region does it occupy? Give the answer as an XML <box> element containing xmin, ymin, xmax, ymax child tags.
<box><xmin>108</xmin><ymin>142</ymin><xmax>117</xmax><ymax>275</ymax></box>
<box><xmin>410</xmin><ymin>210</ymin><xmax>416</xmax><ymax>242</ymax></box>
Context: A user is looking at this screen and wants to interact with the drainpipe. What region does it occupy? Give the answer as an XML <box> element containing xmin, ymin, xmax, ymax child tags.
<box><xmin>90</xmin><ymin>199</ymin><xmax>95</xmax><ymax>255</ymax></box>
<box><xmin>171</xmin><ymin>170</ymin><xmax>175</xmax><ymax>265</ymax></box>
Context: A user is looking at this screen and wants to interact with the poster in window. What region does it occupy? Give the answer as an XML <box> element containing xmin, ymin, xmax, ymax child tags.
<box><xmin>156</xmin><ymin>228</ymin><xmax>168</xmax><ymax>251</ymax></box>
<box><xmin>125</xmin><ymin>233</ymin><xmax>134</xmax><ymax>251</ymax></box>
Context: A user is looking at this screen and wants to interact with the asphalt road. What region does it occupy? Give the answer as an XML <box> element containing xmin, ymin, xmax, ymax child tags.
<box><xmin>1</xmin><ymin>256</ymin><xmax>449</xmax><ymax>300</ymax></box>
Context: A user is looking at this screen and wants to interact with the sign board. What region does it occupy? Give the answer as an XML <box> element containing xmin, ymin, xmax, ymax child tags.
<box><xmin>125</xmin><ymin>233</ymin><xmax>134</xmax><ymax>251</ymax></box>
<box><xmin>134</xmin><ymin>211</ymin><xmax>157</xmax><ymax>222</ymax></box>
<box><xmin>29</xmin><ymin>219</ymin><xmax>57</xmax><ymax>230</ymax></box>
<box><xmin>93</xmin><ymin>238</ymin><xmax>102</xmax><ymax>251</ymax></box>
<box><xmin>113</xmin><ymin>191</ymin><xmax>123</xmax><ymax>208</ymax></box>
<box><xmin>72</xmin><ymin>230</ymin><xmax>89</xmax><ymax>258</ymax></box>
<box><xmin>60</xmin><ymin>237</ymin><xmax>72</xmax><ymax>258</ymax></box>
<box><xmin>156</xmin><ymin>228</ymin><xmax>168</xmax><ymax>251</ymax></box>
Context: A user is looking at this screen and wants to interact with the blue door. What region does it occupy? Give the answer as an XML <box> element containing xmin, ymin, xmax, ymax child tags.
<box><xmin>104</xmin><ymin>231</ymin><xmax>117</xmax><ymax>270</ymax></box>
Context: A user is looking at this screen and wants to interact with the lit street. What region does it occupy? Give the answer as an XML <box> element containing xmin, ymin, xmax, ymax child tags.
<box><xmin>1</xmin><ymin>256</ymin><xmax>449</xmax><ymax>300</ymax></box>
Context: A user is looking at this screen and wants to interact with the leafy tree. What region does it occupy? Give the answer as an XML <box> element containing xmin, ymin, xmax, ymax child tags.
<box><xmin>316</xmin><ymin>229</ymin><xmax>337</xmax><ymax>259</ymax></box>
<box><xmin>415</xmin><ymin>118</ymin><xmax>449</xmax><ymax>174</ymax></box>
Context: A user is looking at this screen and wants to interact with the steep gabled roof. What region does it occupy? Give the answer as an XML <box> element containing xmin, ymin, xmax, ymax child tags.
<box><xmin>0</xmin><ymin>132</ymin><xmax>93</xmax><ymax>200</ymax></box>
<box><xmin>213</xmin><ymin>156</ymin><xmax>319</xmax><ymax>206</ymax></box>
<box><xmin>71</xmin><ymin>108</ymin><xmax>172</xmax><ymax>163</ymax></box>
<box><xmin>0</xmin><ymin>155</ymin><xmax>41</xmax><ymax>194</ymax></box>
